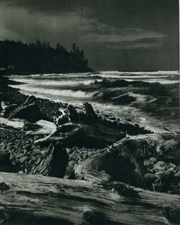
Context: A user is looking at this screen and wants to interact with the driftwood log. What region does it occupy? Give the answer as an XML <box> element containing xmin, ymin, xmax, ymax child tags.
<box><xmin>31</xmin><ymin>102</ymin><xmax>126</xmax><ymax>145</ymax></box>
<box><xmin>0</xmin><ymin>172</ymin><xmax>180</xmax><ymax>225</ymax></box>
<box><xmin>1</xmin><ymin>97</ymin><xmax>126</xmax><ymax>146</ymax></box>
<box><xmin>1</xmin><ymin>93</ymin><xmax>180</xmax><ymax>224</ymax></box>
<box><xmin>25</xmin><ymin>119</ymin><xmax>57</xmax><ymax>135</ymax></box>
<box><xmin>0</xmin><ymin>117</ymin><xmax>26</xmax><ymax>129</ymax></box>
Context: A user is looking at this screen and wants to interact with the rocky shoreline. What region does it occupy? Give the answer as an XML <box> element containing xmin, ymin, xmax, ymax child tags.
<box><xmin>0</xmin><ymin>76</ymin><xmax>180</xmax><ymax>224</ymax></box>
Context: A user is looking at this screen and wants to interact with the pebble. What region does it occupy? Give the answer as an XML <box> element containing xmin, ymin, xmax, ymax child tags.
<box><xmin>143</xmin><ymin>159</ymin><xmax>151</xmax><ymax>167</ymax></box>
<box><xmin>149</xmin><ymin>157</ymin><xmax>157</xmax><ymax>163</ymax></box>
<box><xmin>88</xmin><ymin>152</ymin><xmax>93</xmax><ymax>156</ymax></box>
<box><xmin>174</xmin><ymin>171</ymin><xmax>180</xmax><ymax>177</ymax></box>
<box><xmin>165</xmin><ymin>170</ymin><xmax>174</xmax><ymax>176</ymax></box>
<box><xmin>23</xmin><ymin>149</ymin><xmax>27</xmax><ymax>154</ymax></box>
<box><xmin>156</xmin><ymin>161</ymin><xmax>166</xmax><ymax>167</ymax></box>
<box><xmin>154</xmin><ymin>164</ymin><xmax>166</xmax><ymax>171</ymax></box>
<box><xmin>19</xmin><ymin>156</ymin><xmax>29</xmax><ymax>163</ymax></box>
<box><xmin>66</xmin><ymin>148</ymin><xmax>72</xmax><ymax>154</ymax></box>
<box><xmin>144</xmin><ymin>173</ymin><xmax>157</xmax><ymax>181</ymax></box>
<box><xmin>169</xmin><ymin>163</ymin><xmax>177</xmax><ymax>168</ymax></box>
<box><xmin>155</xmin><ymin>171</ymin><xmax>164</xmax><ymax>175</ymax></box>
<box><xmin>15</xmin><ymin>153</ymin><xmax>25</xmax><ymax>159</ymax></box>
<box><xmin>167</xmin><ymin>167</ymin><xmax>176</xmax><ymax>173</ymax></box>
<box><xmin>68</xmin><ymin>161</ymin><xmax>76</xmax><ymax>167</ymax></box>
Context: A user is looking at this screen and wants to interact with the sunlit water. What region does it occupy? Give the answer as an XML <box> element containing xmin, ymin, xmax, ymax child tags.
<box><xmin>8</xmin><ymin>71</ymin><xmax>180</xmax><ymax>133</ymax></box>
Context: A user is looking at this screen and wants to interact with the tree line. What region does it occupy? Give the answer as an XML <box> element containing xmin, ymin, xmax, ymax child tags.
<box><xmin>0</xmin><ymin>40</ymin><xmax>92</xmax><ymax>75</ymax></box>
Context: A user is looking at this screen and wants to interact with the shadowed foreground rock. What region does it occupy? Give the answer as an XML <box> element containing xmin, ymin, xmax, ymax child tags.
<box><xmin>0</xmin><ymin>172</ymin><xmax>180</xmax><ymax>225</ymax></box>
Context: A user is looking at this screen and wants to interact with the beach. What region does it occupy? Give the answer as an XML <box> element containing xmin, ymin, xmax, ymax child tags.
<box><xmin>0</xmin><ymin>74</ymin><xmax>180</xmax><ymax>224</ymax></box>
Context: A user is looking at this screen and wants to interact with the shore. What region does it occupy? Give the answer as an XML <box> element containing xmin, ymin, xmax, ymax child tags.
<box><xmin>0</xmin><ymin>76</ymin><xmax>180</xmax><ymax>224</ymax></box>
<box><xmin>8</xmin><ymin>73</ymin><xmax>180</xmax><ymax>134</ymax></box>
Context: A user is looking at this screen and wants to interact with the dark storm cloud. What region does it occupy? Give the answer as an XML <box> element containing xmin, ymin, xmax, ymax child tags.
<box><xmin>0</xmin><ymin>0</ymin><xmax>178</xmax><ymax>71</ymax></box>
<box><xmin>0</xmin><ymin>1</ymin><xmax>97</xmax><ymax>47</ymax></box>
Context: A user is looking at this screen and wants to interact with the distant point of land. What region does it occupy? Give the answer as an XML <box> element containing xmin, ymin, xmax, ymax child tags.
<box><xmin>0</xmin><ymin>40</ymin><xmax>92</xmax><ymax>75</ymax></box>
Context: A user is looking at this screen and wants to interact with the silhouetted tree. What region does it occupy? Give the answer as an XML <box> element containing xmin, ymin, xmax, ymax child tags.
<box><xmin>69</xmin><ymin>43</ymin><xmax>90</xmax><ymax>72</ymax></box>
<box><xmin>0</xmin><ymin>40</ymin><xmax>92</xmax><ymax>74</ymax></box>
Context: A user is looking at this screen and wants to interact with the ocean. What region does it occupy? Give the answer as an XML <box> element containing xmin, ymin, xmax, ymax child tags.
<box><xmin>8</xmin><ymin>71</ymin><xmax>180</xmax><ymax>133</ymax></box>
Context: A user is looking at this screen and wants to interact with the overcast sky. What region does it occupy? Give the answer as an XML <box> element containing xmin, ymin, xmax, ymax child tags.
<box><xmin>0</xmin><ymin>0</ymin><xmax>178</xmax><ymax>71</ymax></box>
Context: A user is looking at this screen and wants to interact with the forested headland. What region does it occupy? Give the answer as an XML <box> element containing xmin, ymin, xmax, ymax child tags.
<box><xmin>0</xmin><ymin>40</ymin><xmax>92</xmax><ymax>75</ymax></box>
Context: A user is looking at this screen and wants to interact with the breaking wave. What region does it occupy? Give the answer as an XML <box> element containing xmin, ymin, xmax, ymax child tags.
<box><xmin>9</xmin><ymin>85</ymin><xmax>94</xmax><ymax>99</ymax></box>
<box><xmin>9</xmin><ymin>78</ymin><xmax>96</xmax><ymax>86</ymax></box>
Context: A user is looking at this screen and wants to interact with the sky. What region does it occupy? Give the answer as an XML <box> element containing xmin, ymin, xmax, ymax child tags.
<box><xmin>0</xmin><ymin>0</ymin><xmax>179</xmax><ymax>71</ymax></box>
